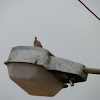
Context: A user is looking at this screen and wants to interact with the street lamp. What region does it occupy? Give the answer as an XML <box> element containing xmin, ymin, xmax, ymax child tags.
<box><xmin>4</xmin><ymin>46</ymin><xmax>100</xmax><ymax>97</ymax></box>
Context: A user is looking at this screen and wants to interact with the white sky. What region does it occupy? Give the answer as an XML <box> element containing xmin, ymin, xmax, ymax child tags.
<box><xmin>0</xmin><ymin>0</ymin><xmax>100</xmax><ymax>100</ymax></box>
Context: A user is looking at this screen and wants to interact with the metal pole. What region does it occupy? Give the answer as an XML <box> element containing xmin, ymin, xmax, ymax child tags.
<box><xmin>84</xmin><ymin>67</ymin><xmax>100</xmax><ymax>74</ymax></box>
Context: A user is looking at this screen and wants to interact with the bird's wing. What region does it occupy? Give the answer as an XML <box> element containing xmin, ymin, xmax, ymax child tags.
<box><xmin>39</xmin><ymin>42</ymin><xmax>43</xmax><ymax>48</ymax></box>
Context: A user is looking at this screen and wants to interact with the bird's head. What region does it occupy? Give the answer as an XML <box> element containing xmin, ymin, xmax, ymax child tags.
<box><xmin>35</xmin><ymin>36</ymin><xmax>37</xmax><ymax>40</ymax></box>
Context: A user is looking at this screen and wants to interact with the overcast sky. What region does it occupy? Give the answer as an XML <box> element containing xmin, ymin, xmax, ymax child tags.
<box><xmin>0</xmin><ymin>0</ymin><xmax>100</xmax><ymax>100</ymax></box>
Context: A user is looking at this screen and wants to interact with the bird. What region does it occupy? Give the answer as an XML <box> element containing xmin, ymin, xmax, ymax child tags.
<box><xmin>34</xmin><ymin>37</ymin><xmax>43</xmax><ymax>48</ymax></box>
